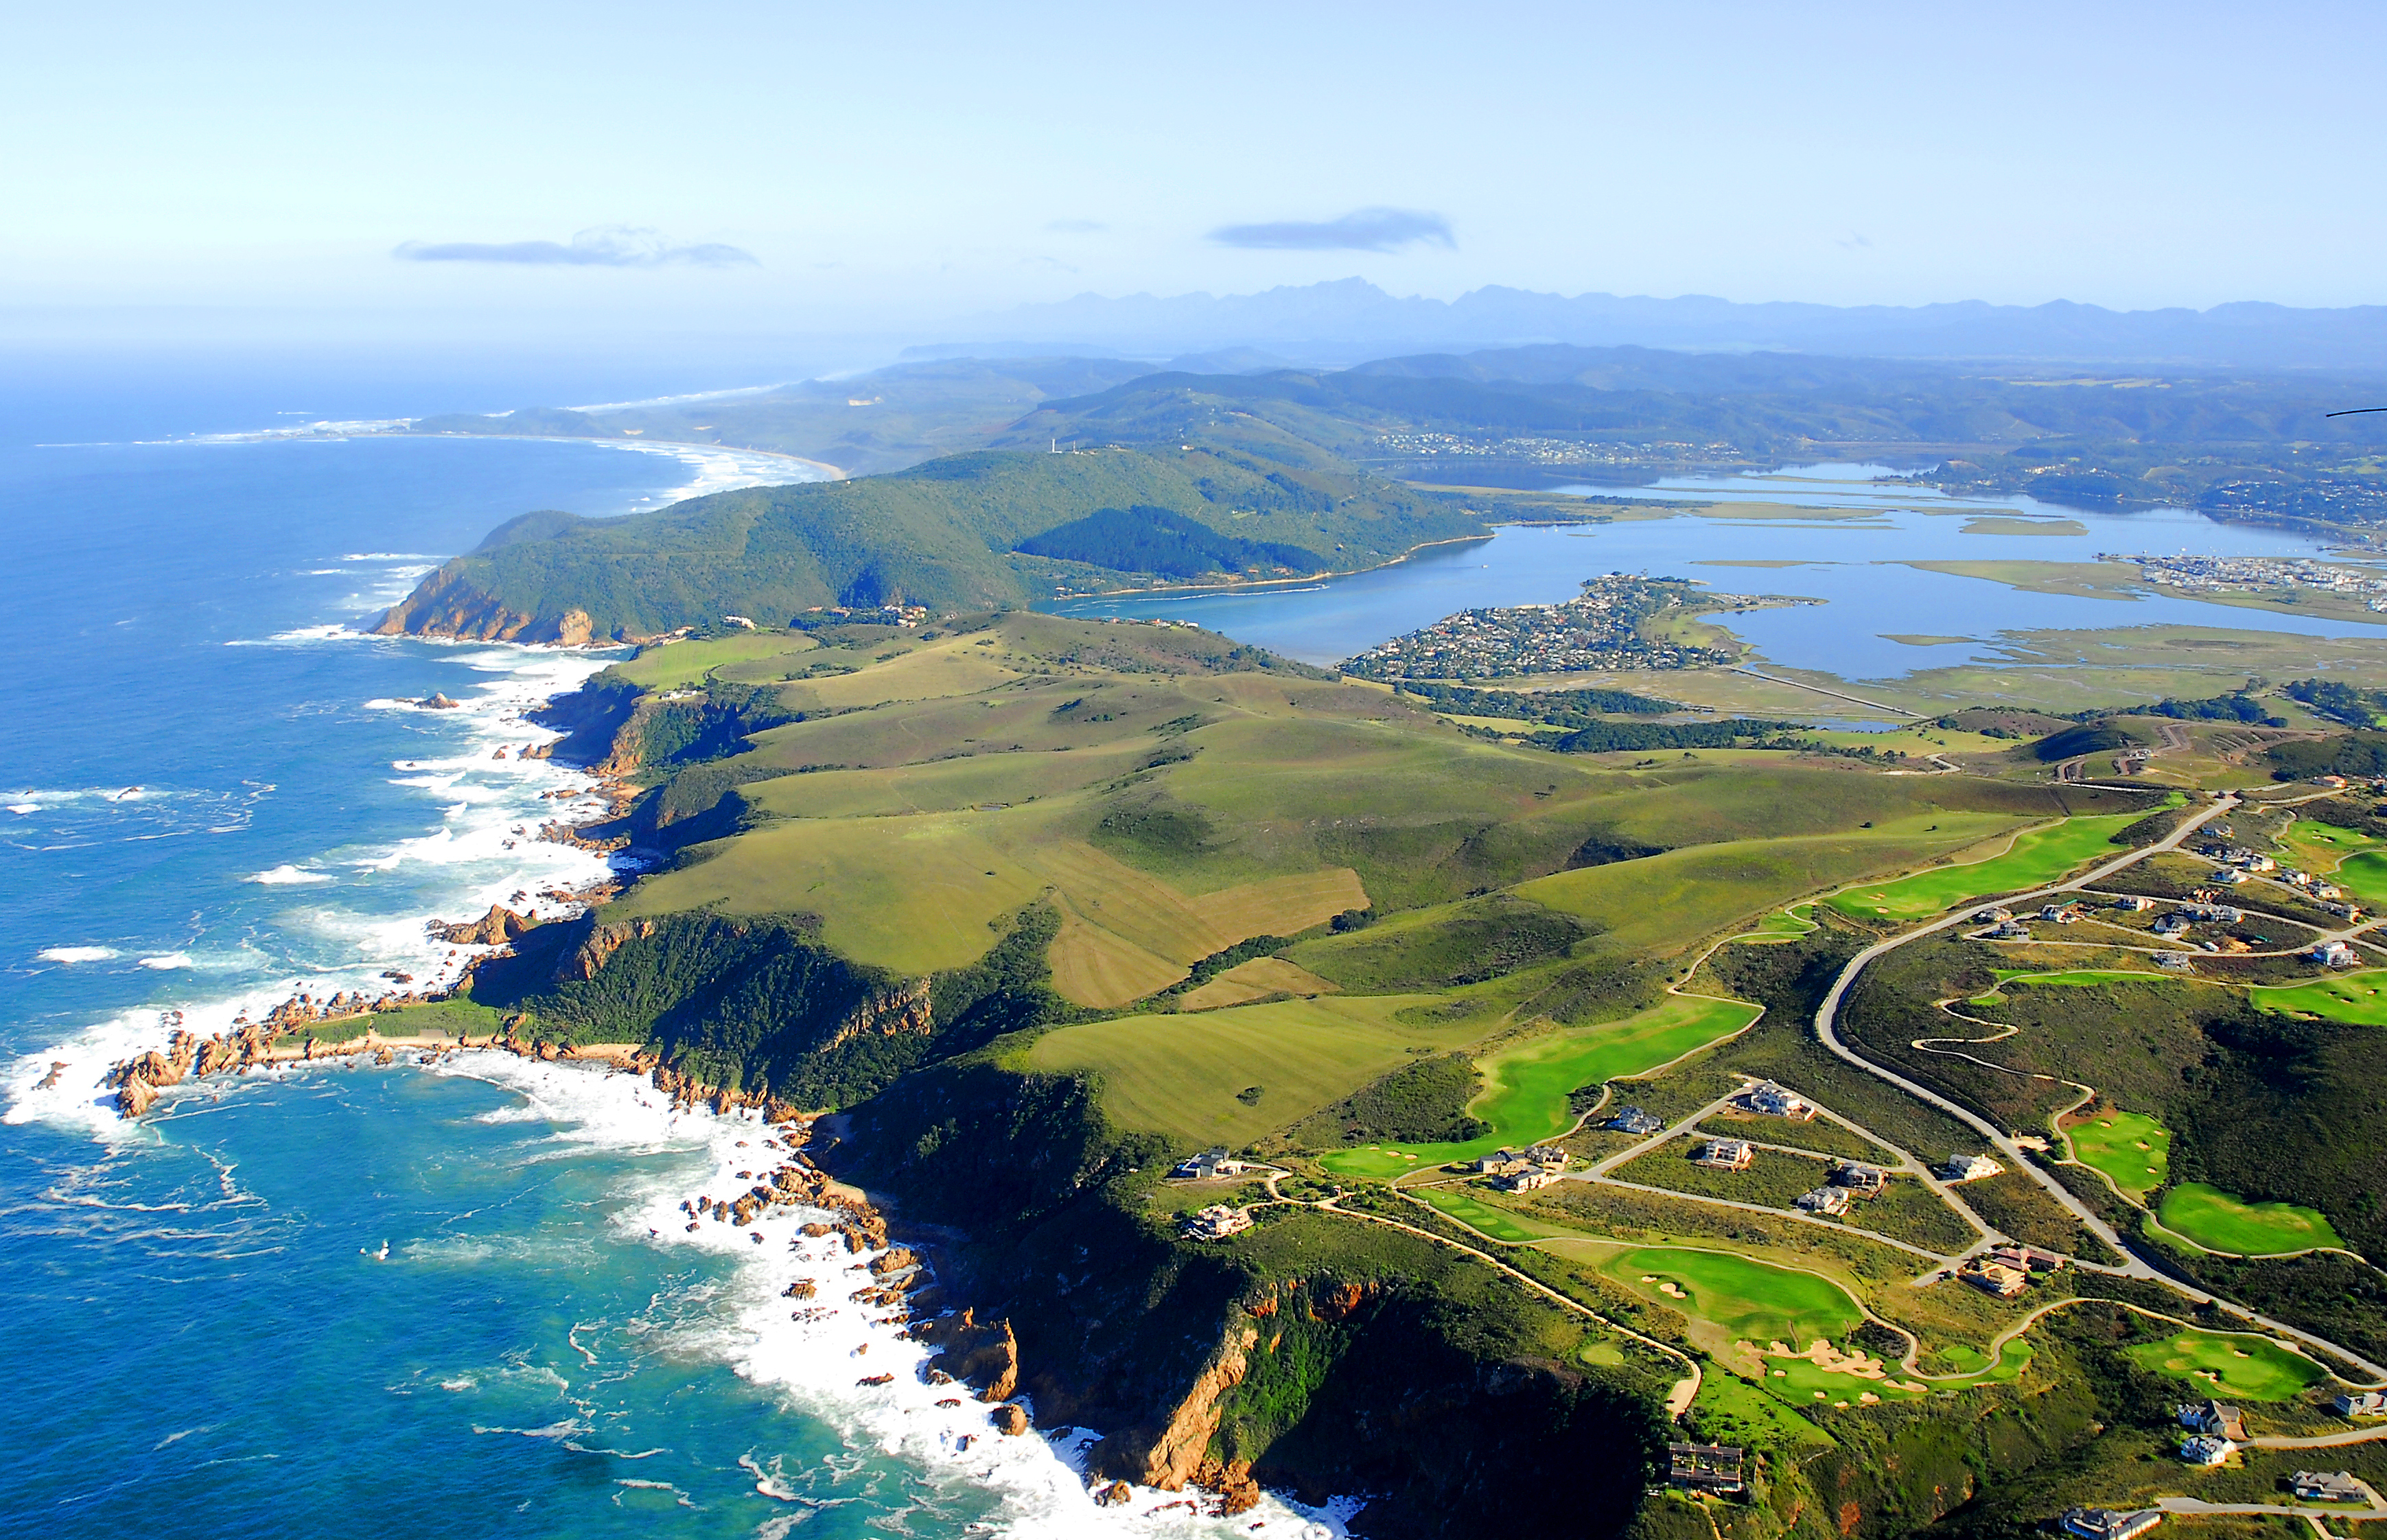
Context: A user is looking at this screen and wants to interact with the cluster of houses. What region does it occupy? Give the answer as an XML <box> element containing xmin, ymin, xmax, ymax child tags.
<box><xmin>1797</xmin><ymin>1160</ymin><xmax>1889</xmax><ymax>1217</ymax></box>
<box><xmin>1474</xmin><ymin>1144</ymin><xmax>1570</xmax><ymax>1191</ymax></box>
<box><xmin>2176</xmin><ymin>1399</ymin><xmax>2247</xmax><ymax>1464</ymax></box>
<box><xmin>1181</xmin><ymin>1204</ymin><xmax>1253</xmax><ymax>1241</ymax></box>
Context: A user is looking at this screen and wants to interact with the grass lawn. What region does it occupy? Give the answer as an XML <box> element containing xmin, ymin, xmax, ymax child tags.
<box><xmin>1597</xmin><ymin>1246</ymin><xmax>1862</xmax><ymax>1348</ymax></box>
<box><xmin>2065</xmin><ymin>1110</ymin><xmax>2171</xmax><ymax>1202</ymax></box>
<box><xmin>2252</xmin><ymin>970</ymin><xmax>2387</xmax><ymax>1025</ymax></box>
<box><xmin>2156</xmin><ymin>1182</ymin><xmax>2345</xmax><ymax>1256</ymax></box>
<box><xmin>1025</xmin><ymin>993</ymin><xmax>1458</xmax><ymax>1149</ymax></box>
<box><xmin>1997</xmin><ymin>968</ymin><xmax>2178</xmax><ymax>987</ymax></box>
<box><xmin>1822</xmin><ymin>811</ymin><xmax>2150</xmax><ymax>920</ymax></box>
<box><xmin>2124</xmin><ymin>1327</ymin><xmax>2327</xmax><ymax>1401</ymax></box>
<box><xmin>1413</xmin><ymin>1187</ymin><xmax>1560</xmax><ymax>1243</ymax></box>
<box><xmin>1318</xmin><ymin>994</ymin><xmax>1760</xmax><ymax>1179</ymax></box>
<box><xmin>283</xmin><ymin>996</ymin><xmax>507</xmax><ymax>1045</ymax></box>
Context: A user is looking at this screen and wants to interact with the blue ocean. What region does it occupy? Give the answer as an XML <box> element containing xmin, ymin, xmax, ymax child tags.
<box><xmin>0</xmin><ymin>366</ymin><xmax>1349</xmax><ymax>1540</ymax></box>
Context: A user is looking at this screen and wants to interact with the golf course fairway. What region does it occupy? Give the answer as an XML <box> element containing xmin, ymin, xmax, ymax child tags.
<box><xmin>2252</xmin><ymin>971</ymin><xmax>2387</xmax><ymax>1025</ymax></box>
<box><xmin>1319</xmin><ymin>994</ymin><xmax>1760</xmax><ymax>1180</ymax></box>
<box><xmin>2156</xmin><ymin>1182</ymin><xmax>2345</xmax><ymax>1256</ymax></box>
<box><xmin>1826</xmin><ymin>810</ymin><xmax>2154</xmax><ymax>920</ymax></box>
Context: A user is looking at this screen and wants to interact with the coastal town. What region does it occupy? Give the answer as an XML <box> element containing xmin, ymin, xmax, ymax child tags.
<box><xmin>1339</xmin><ymin>572</ymin><xmax>1765</xmax><ymax>680</ymax></box>
<box><xmin>2101</xmin><ymin>551</ymin><xmax>2387</xmax><ymax>609</ymax></box>
<box><xmin>1364</xmin><ymin>429</ymin><xmax>1743</xmax><ymax>470</ymax></box>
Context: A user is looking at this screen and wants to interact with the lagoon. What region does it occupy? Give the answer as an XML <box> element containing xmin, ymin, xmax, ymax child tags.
<box><xmin>1046</xmin><ymin>464</ymin><xmax>2379</xmax><ymax>678</ymax></box>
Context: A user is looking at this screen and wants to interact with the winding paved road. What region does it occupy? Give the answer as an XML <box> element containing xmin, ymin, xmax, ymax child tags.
<box><xmin>1810</xmin><ymin>790</ymin><xmax>2387</xmax><ymax>1384</ymax></box>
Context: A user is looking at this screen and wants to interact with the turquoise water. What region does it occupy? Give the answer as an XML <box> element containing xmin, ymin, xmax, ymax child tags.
<box><xmin>0</xmin><ymin>403</ymin><xmax>1345</xmax><ymax>1539</ymax></box>
<box><xmin>1047</xmin><ymin>463</ymin><xmax>2369</xmax><ymax>675</ymax></box>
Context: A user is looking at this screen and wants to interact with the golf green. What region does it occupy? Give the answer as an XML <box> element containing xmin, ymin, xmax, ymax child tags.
<box><xmin>2157</xmin><ymin>1182</ymin><xmax>2344</xmax><ymax>1256</ymax></box>
<box><xmin>1600</xmin><ymin>1246</ymin><xmax>1861</xmax><ymax>1346</ymax></box>
<box><xmin>2126</xmin><ymin>1327</ymin><xmax>2325</xmax><ymax>1401</ymax></box>
<box><xmin>2065</xmin><ymin>1110</ymin><xmax>2171</xmax><ymax>1202</ymax></box>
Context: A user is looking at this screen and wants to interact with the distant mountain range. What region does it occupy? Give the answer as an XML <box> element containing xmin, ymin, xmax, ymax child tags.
<box><xmin>929</xmin><ymin>278</ymin><xmax>2387</xmax><ymax>371</ymax></box>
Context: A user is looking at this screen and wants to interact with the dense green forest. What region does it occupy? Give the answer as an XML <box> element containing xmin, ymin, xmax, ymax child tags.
<box><xmin>1015</xmin><ymin>503</ymin><xmax>1328</xmax><ymax>577</ymax></box>
<box><xmin>377</xmin><ymin>445</ymin><xmax>1478</xmax><ymax>640</ymax></box>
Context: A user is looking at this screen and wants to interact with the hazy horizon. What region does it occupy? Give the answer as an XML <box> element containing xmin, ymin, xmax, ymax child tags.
<box><xmin>10</xmin><ymin>0</ymin><xmax>2387</xmax><ymax>360</ymax></box>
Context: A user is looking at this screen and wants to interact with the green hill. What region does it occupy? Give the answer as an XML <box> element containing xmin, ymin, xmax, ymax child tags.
<box><xmin>373</xmin><ymin>446</ymin><xmax>1479</xmax><ymax>642</ymax></box>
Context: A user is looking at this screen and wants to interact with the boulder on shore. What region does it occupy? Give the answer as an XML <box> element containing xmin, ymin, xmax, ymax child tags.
<box><xmin>992</xmin><ymin>1403</ymin><xmax>1029</xmax><ymax>1436</ymax></box>
<box><xmin>430</xmin><ymin>905</ymin><xmax>529</xmax><ymax>946</ymax></box>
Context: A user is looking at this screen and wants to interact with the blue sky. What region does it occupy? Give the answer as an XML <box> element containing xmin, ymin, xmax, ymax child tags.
<box><xmin>5</xmin><ymin>0</ymin><xmax>2384</xmax><ymax>345</ymax></box>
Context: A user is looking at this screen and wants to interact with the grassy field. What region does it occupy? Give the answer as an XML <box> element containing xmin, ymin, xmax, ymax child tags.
<box><xmin>1597</xmin><ymin>1246</ymin><xmax>1862</xmax><ymax>1349</ymax></box>
<box><xmin>1025</xmin><ymin>994</ymin><xmax>1460</xmax><ymax>1149</ymax></box>
<box><xmin>1823</xmin><ymin>810</ymin><xmax>2152</xmax><ymax>920</ymax></box>
<box><xmin>2252</xmin><ymin>970</ymin><xmax>2387</xmax><ymax>1025</ymax></box>
<box><xmin>2123</xmin><ymin>1327</ymin><xmax>2327</xmax><ymax>1401</ymax></box>
<box><xmin>1178</xmin><ymin>956</ymin><xmax>1341</xmax><ymax>1012</ymax></box>
<box><xmin>2156</xmin><ymin>1182</ymin><xmax>2347</xmax><ymax>1256</ymax></box>
<box><xmin>277</xmin><ymin>996</ymin><xmax>508</xmax><ymax>1045</ymax></box>
<box><xmin>2064</xmin><ymin>1110</ymin><xmax>2171</xmax><ymax>1202</ymax></box>
<box><xmin>1318</xmin><ymin>995</ymin><xmax>1761</xmax><ymax>1179</ymax></box>
<box><xmin>1518</xmin><ymin>814</ymin><xmax>2033</xmax><ymax>954</ymax></box>
<box><xmin>1687</xmin><ymin>1371</ymin><xmax>1835</xmax><ymax>1449</ymax></box>
<box><xmin>620</xmin><ymin>793</ymin><xmax>1365</xmax><ymax>989</ymax></box>
<box><xmin>611</xmin><ymin>631</ymin><xmax>814</xmax><ymax>690</ymax></box>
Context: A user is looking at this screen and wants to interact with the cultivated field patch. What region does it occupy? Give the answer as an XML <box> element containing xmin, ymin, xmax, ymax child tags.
<box><xmin>1025</xmin><ymin>994</ymin><xmax>1459</xmax><ymax>1147</ymax></box>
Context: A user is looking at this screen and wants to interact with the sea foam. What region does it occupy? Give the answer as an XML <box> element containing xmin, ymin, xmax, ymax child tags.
<box><xmin>38</xmin><ymin>946</ymin><xmax>120</xmax><ymax>964</ymax></box>
<box><xmin>429</xmin><ymin>1052</ymin><xmax>1354</xmax><ymax>1538</ymax></box>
